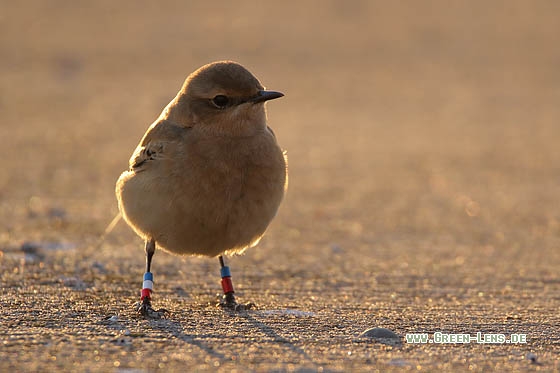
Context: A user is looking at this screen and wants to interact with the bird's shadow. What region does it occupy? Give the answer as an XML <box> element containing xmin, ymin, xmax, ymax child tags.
<box><xmin>146</xmin><ymin>318</ymin><xmax>226</xmax><ymax>360</ymax></box>
<box><xmin>237</xmin><ymin>312</ymin><xmax>314</xmax><ymax>363</ymax></box>
<box><xmin>144</xmin><ymin>310</ymin><xmax>314</xmax><ymax>365</ymax></box>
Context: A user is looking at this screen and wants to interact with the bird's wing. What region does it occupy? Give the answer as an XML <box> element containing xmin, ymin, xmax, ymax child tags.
<box><xmin>129</xmin><ymin>120</ymin><xmax>187</xmax><ymax>171</ymax></box>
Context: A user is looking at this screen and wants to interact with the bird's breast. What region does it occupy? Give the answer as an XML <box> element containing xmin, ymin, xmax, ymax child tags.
<box><xmin>178</xmin><ymin>135</ymin><xmax>287</xmax><ymax>248</ymax></box>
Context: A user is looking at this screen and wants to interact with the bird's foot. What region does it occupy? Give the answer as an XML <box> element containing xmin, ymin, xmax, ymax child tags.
<box><xmin>219</xmin><ymin>292</ymin><xmax>255</xmax><ymax>311</ymax></box>
<box><xmin>136</xmin><ymin>298</ymin><xmax>169</xmax><ymax>319</ymax></box>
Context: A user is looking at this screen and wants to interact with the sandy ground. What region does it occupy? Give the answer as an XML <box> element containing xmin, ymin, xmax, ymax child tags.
<box><xmin>1</xmin><ymin>1</ymin><xmax>559</xmax><ymax>371</ymax></box>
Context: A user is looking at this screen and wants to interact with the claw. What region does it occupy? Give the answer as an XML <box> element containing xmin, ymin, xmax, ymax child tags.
<box><xmin>218</xmin><ymin>293</ymin><xmax>255</xmax><ymax>311</ymax></box>
<box><xmin>136</xmin><ymin>298</ymin><xmax>169</xmax><ymax>319</ymax></box>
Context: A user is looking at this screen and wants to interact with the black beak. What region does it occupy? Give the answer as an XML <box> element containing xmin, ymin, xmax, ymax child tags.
<box><xmin>251</xmin><ymin>90</ymin><xmax>284</xmax><ymax>104</ymax></box>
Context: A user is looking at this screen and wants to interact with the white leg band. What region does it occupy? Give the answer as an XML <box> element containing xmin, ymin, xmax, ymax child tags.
<box><xmin>142</xmin><ymin>280</ymin><xmax>154</xmax><ymax>290</ymax></box>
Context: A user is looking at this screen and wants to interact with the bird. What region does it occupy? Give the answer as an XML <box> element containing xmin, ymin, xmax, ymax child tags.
<box><xmin>115</xmin><ymin>61</ymin><xmax>287</xmax><ymax>318</ymax></box>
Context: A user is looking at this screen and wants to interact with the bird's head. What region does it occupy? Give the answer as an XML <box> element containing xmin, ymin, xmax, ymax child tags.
<box><xmin>162</xmin><ymin>61</ymin><xmax>283</xmax><ymax>136</ymax></box>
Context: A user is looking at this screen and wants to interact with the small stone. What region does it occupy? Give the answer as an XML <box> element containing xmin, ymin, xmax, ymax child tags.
<box><xmin>526</xmin><ymin>353</ymin><xmax>538</xmax><ymax>364</ymax></box>
<box><xmin>330</xmin><ymin>244</ymin><xmax>344</xmax><ymax>254</ymax></box>
<box><xmin>48</xmin><ymin>207</ymin><xmax>67</xmax><ymax>219</ymax></box>
<box><xmin>113</xmin><ymin>338</ymin><xmax>131</xmax><ymax>346</ymax></box>
<box><xmin>360</xmin><ymin>327</ymin><xmax>401</xmax><ymax>345</ymax></box>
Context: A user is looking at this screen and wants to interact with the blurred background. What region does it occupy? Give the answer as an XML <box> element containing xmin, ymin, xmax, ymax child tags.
<box><xmin>1</xmin><ymin>0</ymin><xmax>559</xmax><ymax>280</ymax></box>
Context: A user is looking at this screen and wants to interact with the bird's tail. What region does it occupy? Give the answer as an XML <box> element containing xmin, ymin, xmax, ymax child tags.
<box><xmin>94</xmin><ymin>212</ymin><xmax>122</xmax><ymax>249</ymax></box>
<box><xmin>103</xmin><ymin>212</ymin><xmax>122</xmax><ymax>237</ymax></box>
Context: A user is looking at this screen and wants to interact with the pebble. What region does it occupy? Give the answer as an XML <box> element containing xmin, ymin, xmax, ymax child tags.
<box><xmin>360</xmin><ymin>327</ymin><xmax>401</xmax><ymax>345</ymax></box>
<box><xmin>526</xmin><ymin>353</ymin><xmax>538</xmax><ymax>364</ymax></box>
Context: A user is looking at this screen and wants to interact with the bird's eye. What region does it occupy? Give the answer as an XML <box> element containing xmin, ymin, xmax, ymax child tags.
<box><xmin>211</xmin><ymin>95</ymin><xmax>229</xmax><ymax>109</ymax></box>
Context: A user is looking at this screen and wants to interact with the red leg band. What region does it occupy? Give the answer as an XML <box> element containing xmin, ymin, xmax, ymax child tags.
<box><xmin>221</xmin><ymin>276</ymin><xmax>234</xmax><ymax>294</ymax></box>
<box><xmin>141</xmin><ymin>288</ymin><xmax>152</xmax><ymax>300</ymax></box>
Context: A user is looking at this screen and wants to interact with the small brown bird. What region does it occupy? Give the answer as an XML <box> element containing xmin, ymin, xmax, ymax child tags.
<box><xmin>116</xmin><ymin>61</ymin><xmax>287</xmax><ymax>318</ymax></box>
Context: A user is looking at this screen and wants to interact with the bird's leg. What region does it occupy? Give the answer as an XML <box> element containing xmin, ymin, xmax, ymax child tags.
<box><xmin>136</xmin><ymin>238</ymin><xmax>169</xmax><ymax>319</ymax></box>
<box><xmin>218</xmin><ymin>256</ymin><xmax>254</xmax><ymax>311</ymax></box>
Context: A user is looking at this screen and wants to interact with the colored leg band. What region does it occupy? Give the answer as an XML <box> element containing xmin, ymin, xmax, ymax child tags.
<box><xmin>220</xmin><ymin>266</ymin><xmax>234</xmax><ymax>294</ymax></box>
<box><xmin>141</xmin><ymin>272</ymin><xmax>154</xmax><ymax>300</ymax></box>
<box><xmin>220</xmin><ymin>266</ymin><xmax>231</xmax><ymax>278</ymax></box>
<box><xmin>221</xmin><ymin>276</ymin><xmax>234</xmax><ymax>294</ymax></box>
